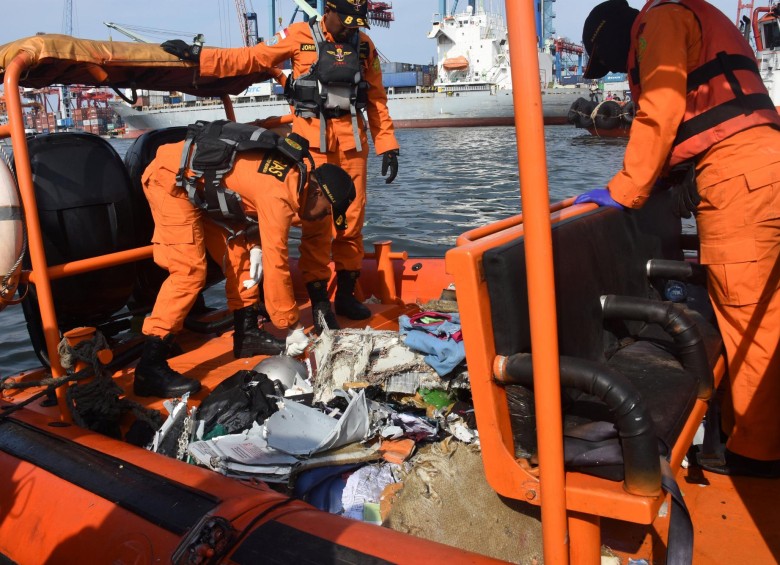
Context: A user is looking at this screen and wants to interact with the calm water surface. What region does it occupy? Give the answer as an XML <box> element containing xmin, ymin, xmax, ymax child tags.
<box><xmin>0</xmin><ymin>126</ymin><xmax>627</xmax><ymax>374</ymax></box>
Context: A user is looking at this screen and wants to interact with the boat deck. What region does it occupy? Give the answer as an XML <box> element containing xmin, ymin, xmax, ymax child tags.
<box><xmin>4</xmin><ymin>295</ymin><xmax>780</xmax><ymax>563</ymax></box>
<box><xmin>605</xmin><ymin>468</ymin><xmax>780</xmax><ymax>563</ymax></box>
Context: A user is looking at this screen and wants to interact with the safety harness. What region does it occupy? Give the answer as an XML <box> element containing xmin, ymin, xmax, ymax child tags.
<box><xmin>285</xmin><ymin>18</ymin><xmax>369</xmax><ymax>152</ymax></box>
<box><xmin>176</xmin><ymin>120</ymin><xmax>313</xmax><ymax>240</ymax></box>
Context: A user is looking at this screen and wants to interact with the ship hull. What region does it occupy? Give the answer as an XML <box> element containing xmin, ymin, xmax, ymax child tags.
<box><xmin>114</xmin><ymin>87</ymin><xmax>588</xmax><ymax>132</ymax></box>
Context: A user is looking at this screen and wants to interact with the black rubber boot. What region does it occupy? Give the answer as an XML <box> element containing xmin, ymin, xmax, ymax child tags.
<box><xmin>334</xmin><ymin>270</ymin><xmax>371</xmax><ymax>320</ymax></box>
<box><xmin>134</xmin><ymin>335</ymin><xmax>201</xmax><ymax>398</ymax></box>
<box><xmin>233</xmin><ymin>305</ymin><xmax>285</xmax><ymax>357</ymax></box>
<box><xmin>306</xmin><ymin>279</ymin><xmax>340</xmax><ymax>334</ymax></box>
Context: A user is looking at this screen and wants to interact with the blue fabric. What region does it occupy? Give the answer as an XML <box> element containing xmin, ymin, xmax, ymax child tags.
<box><xmin>399</xmin><ymin>313</ymin><xmax>466</xmax><ymax>376</ymax></box>
<box><xmin>574</xmin><ymin>188</ymin><xmax>624</xmax><ymax>209</ymax></box>
<box><xmin>293</xmin><ymin>463</ymin><xmax>360</xmax><ymax>513</ymax></box>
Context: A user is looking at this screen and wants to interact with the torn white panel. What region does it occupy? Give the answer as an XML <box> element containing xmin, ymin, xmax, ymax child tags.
<box><xmin>265</xmin><ymin>389</ymin><xmax>370</xmax><ymax>456</ymax></box>
<box><xmin>189</xmin><ymin>432</ymin><xmax>299</xmax><ymax>467</ymax></box>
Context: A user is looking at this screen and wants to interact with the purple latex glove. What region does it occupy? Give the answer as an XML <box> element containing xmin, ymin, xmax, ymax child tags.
<box><xmin>573</xmin><ymin>188</ymin><xmax>624</xmax><ymax>209</ymax></box>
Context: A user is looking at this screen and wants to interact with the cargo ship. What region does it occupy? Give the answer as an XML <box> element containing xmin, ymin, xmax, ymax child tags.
<box><xmin>112</xmin><ymin>2</ymin><xmax>589</xmax><ymax>133</ymax></box>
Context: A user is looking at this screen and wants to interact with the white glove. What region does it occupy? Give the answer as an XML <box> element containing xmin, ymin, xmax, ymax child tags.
<box><xmin>285</xmin><ymin>327</ymin><xmax>310</xmax><ymax>356</ymax></box>
<box><xmin>242</xmin><ymin>247</ymin><xmax>263</xmax><ymax>289</ymax></box>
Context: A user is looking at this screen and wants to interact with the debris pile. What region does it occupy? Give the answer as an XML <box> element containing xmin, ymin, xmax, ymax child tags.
<box><xmin>144</xmin><ymin>306</ymin><xmax>542</xmax><ymax>562</ymax></box>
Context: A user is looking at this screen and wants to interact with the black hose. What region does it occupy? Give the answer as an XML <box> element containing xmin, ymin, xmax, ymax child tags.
<box><xmin>495</xmin><ymin>353</ymin><xmax>662</xmax><ymax>497</ymax></box>
<box><xmin>601</xmin><ymin>295</ymin><xmax>713</xmax><ymax>399</ymax></box>
<box><xmin>646</xmin><ymin>259</ymin><xmax>707</xmax><ymax>285</ymax></box>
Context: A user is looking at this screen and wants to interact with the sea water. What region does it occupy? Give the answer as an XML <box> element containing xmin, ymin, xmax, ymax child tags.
<box><xmin>0</xmin><ymin>126</ymin><xmax>627</xmax><ymax>375</ymax></box>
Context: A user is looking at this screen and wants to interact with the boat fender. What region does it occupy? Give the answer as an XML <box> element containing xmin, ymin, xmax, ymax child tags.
<box><xmin>593</xmin><ymin>100</ymin><xmax>623</xmax><ymax>130</ymax></box>
<box><xmin>621</xmin><ymin>100</ymin><xmax>636</xmax><ymax>124</ymax></box>
<box><xmin>0</xmin><ymin>156</ymin><xmax>24</xmax><ymax>311</ymax></box>
<box><xmin>567</xmin><ymin>97</ymin><xmax>596</xmax><ymax>128</ymax></box>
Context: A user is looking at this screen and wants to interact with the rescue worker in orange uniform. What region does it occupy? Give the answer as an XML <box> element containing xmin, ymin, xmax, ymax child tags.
<box><xmin>576</xmin><ymin>0</ymin><xmax>780</xmax><ymax>477</ymax></box>
<box><xmin>137</xmin><ymin>128</ymin><xmax>355</xmax><ymax>398</ymax></box>
<box><xmin>161</xmin><ymin>0</ymin><xmax>400</xmax><ymax>334</ymax></box>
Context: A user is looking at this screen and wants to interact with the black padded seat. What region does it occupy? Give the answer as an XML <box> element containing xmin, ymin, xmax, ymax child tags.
<box><xmin>482</xmin><ymin>191</ymin><xmax>721</xmax><ymax>481</ymax></box>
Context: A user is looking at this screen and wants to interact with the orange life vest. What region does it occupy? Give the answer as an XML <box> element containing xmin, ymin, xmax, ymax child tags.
<box><xmin>628</xmin><ymin>0</ymin><xmax>780</xmax><ymax>166</ymax></box>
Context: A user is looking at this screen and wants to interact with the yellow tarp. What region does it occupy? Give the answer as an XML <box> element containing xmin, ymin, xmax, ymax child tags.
<box><xmin>0</xmin><ymin>34</ymin><xmax>272</xmax><ymax>96</ymax></box>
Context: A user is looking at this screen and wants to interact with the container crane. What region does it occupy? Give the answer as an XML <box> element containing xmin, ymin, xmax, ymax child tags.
<box><xmin>58</xmin><ymin>0</ymin><xmax>75</xmax><ymax>129</ymax></box>
<box><xmin>367</xmin><ymin>2</ymin><xmax>394</xmax><ymax>28</ymax></box>
<box><xmin>235</xmin><ymin>0</ymin><xmax>260</xmax><ymax>46</ymax></box>
<box><xmin>103</xmin><ymin>22</ymin><xmax>152</xmax><ymax>43</ymax></box>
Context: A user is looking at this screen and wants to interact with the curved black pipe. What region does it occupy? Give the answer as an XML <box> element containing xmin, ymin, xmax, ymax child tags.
<box><xmin>646</xmin><ymin>259</ymin><xmax>707</xmax><ymax>285</ymax></box>
<box><xmin>601</xmin><ymin>295</ymin><xmax>713</xmax><ymax>399</ymax></box>
<box><xmin>495</xmin><ymin>353</ymin><xmax>662</xmax><ymax>497</ymax></box>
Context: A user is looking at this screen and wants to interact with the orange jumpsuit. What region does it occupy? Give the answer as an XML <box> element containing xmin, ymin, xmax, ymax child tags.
<box><xmin>607</xmin><ymin>5</ymin><xmax>780</xmax><ymax>460</ymax></box>
<box><xmin>199</xmin><ymin>19</ymin><xmax>399</xmax><ymax>282</ymax></box>
<box><xmin>141</xmin><ymin>141</ymin><xmax>302</xmax><ymax>338</ymax></box>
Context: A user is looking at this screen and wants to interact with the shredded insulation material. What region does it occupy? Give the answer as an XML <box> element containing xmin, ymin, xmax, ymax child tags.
<box><xmin>311</xmin><ymin>328</ymin><xmax>467</xmax><ymax>403</ymax></box>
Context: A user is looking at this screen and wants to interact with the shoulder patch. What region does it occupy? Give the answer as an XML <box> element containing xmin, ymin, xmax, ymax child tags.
<box><xmin>258</xmin><ymin>154</ymin><xmax>292</xmax><ymax>181</ymax></box>
<box><xmin>301</xmin><ymin>43</ymin><xmax>317</xmax><ymax>52</ymax></box>
<box><xmin>636</xmin><ymin>36</ymin><xmax>648</xmax><ymax>62</ymax></box>
<box><xmin>359</xmin><ymin>42</ymin><xmax>369</xmax><ymax>59</ymax></box>
<box><xmin>265</xmin><ymin>35</ymin><xmax>279</xmax><ymax>46</ymax></box>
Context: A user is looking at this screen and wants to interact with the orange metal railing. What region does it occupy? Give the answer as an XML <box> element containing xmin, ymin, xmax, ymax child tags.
<box><xmin>504</xmin><ymin>1</ymin><xmax>568</xmax><ymax>562</ymax></box>
<box><xmin>4</xmin><ymin>51</ymin><xmax>72</xmax><ymax>418</ymax></box>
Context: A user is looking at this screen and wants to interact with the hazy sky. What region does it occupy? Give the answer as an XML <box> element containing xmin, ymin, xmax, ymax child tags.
<box><xmin>0</xmin><ymin>0</ymin><xmax>743</xmax><ymax>64</ymax></box>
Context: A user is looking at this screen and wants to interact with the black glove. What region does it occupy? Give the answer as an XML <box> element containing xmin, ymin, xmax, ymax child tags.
<box><xmin>668</xmin><ymin>163</ymin><xmax>700</xmax><ymax>219</ymax></box>
<box><xmin>161</xmin><ymin>39</ymin><xmax>201</xmax><ymax>63</ymax></box>
<box><xmin>381</xmin><ymin>149</ymin><xmax>399</xmax><ymax>184</ymax></box>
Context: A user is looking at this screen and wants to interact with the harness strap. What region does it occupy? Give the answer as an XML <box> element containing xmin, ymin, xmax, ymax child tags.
<box><xmin>350</xmin><ymin>102</ymin><xmax>362</xmax><ymax>152</ymax></box>
<box><xmin>686</xmin><ymin>52</ymin><xmax>760</xmax><ymax>91</ymax></box>
<box><xmin>312</xmin><ymin>20</ymin><xmax>330</xmax><ymax>153</ymax></box>
<box><xmin>673</xmin><ymin>92</ymin><xmax>776</xmax><ymax>147</ymax></box>
<box><xmin>671</xmin><ymin>50</ymin><xmax>775</xmax><ymax>147</ymax></box>
<box><xmin>660</xmin><ymin>458</ymin><xmax>694</xmax><ymax>565</ymax></box>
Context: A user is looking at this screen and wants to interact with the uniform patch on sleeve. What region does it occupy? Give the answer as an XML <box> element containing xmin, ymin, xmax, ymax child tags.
<box><xmin>372</xmin><ymin>57</ymin><xmax>381</xmax><ymax>72</ymax></box>
<box><xmin>266</xmin><ymin>35</ymin><xmax>279</xmax><ymax>46</ymax></box>
<box><xmin>636</xmin><ymin>36</ymin><xmax>648</xmax><ymax>62</ymax></box>
<box><xmin>301</xmin><ymin>43</ymin><xmax>317</xmax><ymax>51</ymax></box>
<box><xmin>258</xmin><ymin>154</ymin><xmax>292</xmax><ymax>181</ymax></box>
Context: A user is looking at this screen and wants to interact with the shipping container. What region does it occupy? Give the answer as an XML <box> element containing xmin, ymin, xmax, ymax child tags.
<box><xmin>558</xmin><ymin>75</ymin><xmax>583</xmax><ymax>86</ymax></box>
<box><xmin>382</xmin><ymin>71</ymin><xmax>421</xmax><ymax>88</ymax></box>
